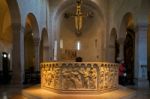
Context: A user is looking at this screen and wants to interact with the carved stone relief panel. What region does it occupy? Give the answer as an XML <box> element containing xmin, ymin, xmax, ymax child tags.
<box><xmin>41</xmin><ymin>62</ymin><xmax>119</xmax><ymax>93</ymax></box>
<box><xmin>61</xmin><ymin>63</ymin><xmax>98</xmax><ymax>90</ymax></box>
<box><xmin>41</xmin><ymin>63</ymin><xmax>61</xmax><ymax>89</ymax></box>
<box><xmin>99</xmin><ymin>64</ymin><xmax>119</xmax><ymax>91</ymax></box>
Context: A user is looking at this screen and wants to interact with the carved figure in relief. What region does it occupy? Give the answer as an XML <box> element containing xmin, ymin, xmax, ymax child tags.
<box><xmin>78</xmin><ymin>66</ymin><xmax>84</xmax><ymax>88</ymax></box>
<box><xmin>109</xmin><ymin>71</ymin><xmax>114</xmax><ymax>88</ymax></box>
<box><xmin>70</xmin><ymin>66</ymin><xmax>82</xmax><ymax>89</ymax></box>
<box><xmin>82</xmin><ymin>67</ymin><xmax>90</xmax><ymax>88</ymax></box>
<box><xmin>42</xmin><ymin>67</ymin><xmax>48</xmax><ymax>87</ymax></box>
<box><xmin>105</xmin><ymin>67</ymin><xmax>109</xmax><ymax>88</ymax></box>
<box><xmin>99</xmin><ymin>67</ymin><xmax>105</xmax><ymax>89</ymax></box>
<box><xmin>49</xmin><ymin>68</ymin><xmax>55</xmax><ymax>88</ymax></box>
<box><xmin>47</xmin><ymin>69</ymin><xmax>53</xmax><ymax>86</ymax></box>
<box><xmin>89</xmin><ymin>67</ymin><xmax>97</xmax><ymax>89</ymax></box>
<box><xmin>62</xmin><ymin>67</ymin><xmax>74</xmax><ymax>89</ymax></box>
<box><xmin>41</xmin><ymin>67</ymin><xmax>45</xmax><ymax>86</ymax></box>
<box><xmin>54</xmin><ymin>67</ymin><xmax>61</xmax><ymax>88</ymax></box>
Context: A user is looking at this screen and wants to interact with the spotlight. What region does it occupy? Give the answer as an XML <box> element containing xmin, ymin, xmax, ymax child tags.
<box><xmin>3</xmin><ymin>53</ymin><xmax>7</xmax><ymax>58</ymax></box>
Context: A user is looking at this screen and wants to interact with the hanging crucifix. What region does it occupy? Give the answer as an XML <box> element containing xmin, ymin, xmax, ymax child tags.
<box><xmin>75</xmin><ymin>0</ymin><xmax>83</xmax><ymax>36</ymax></box>
<box><xmin>64</xmin><ymin>0</ymin><xmax>93</xmax><ymax>36</ymax></box>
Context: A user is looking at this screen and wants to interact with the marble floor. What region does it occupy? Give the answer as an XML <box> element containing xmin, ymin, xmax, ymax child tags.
<box><xmin>0</xmin><ymin>84</ymin><xmax>150</xmax><ymax>99</ymax></box>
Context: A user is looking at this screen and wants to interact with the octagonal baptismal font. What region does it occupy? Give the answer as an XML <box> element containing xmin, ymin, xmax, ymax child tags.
<box><xmin>40</xmin><ymin>62</ymin><xmax>119</xmax><ymax>94</ymax></box>
<box><xmin>22</xmin><ymin>62</ymin><xmax>136</xmax><ymax>99</ymax></box>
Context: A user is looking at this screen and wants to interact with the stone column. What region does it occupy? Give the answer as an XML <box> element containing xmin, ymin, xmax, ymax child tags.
<box><xmin>108</xmin><ymin>44</ymin><xmax>115</xmax><ymax>62</ymax></box>
<box><xmin>134</xmin><ymin>24</ymin><xmax>149</xmax><ymax>88</ymax></box>
<box><xmin>117</xmin><ymin>39</ymin><xmax>124</xmax><ymax>62</ymax></box>
<box><xmin>54</xmin><ymin>40</ymin><xmax>58</xmax><ymax>61</ymax></box>
<box><xmin>48</xmin><ymin>44</ymin><xmax>53</xmax><ymax>61</ymax></box>
<box><xmin>43</xmin><ymin>46</ymin><xmax>49</xmax><ymax>61</ymax></box>
<box><xmin>11</xmin><ymin>24</ymin><xmax>24</xmax><ymax>86</ymax></box>
<box><xmin>33</xmin><ymin>38</ymin><xmax>40</xmax><ymax>71</ymax></box>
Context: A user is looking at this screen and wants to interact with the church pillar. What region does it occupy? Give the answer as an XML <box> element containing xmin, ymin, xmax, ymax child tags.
<box><xmin>11</xmin><ymin>24</ymin><xmax>24</xmax><ymax>85</ymax></box>
<box><xmin>108</xmin><ymin>44</ymin><xmax>115</xmax><ymax>62</ymax></box>
<box><xmin>134</xmin><ymin>24</ymin><xmax>149</xmax><ymax>88</ymax></box>
<box><xmin>54</xmin><ymin>40</ymin><xmax>59</xmax><ymax>61</ymax></box>
<box><xmin>117</xmin><ymin>39</ymin><xmax>124</xmax><ymax>62</ymax></box>
<box><xmin>33</xmin><ymin>38</ymin><xmax>40</xmax><ymax>71</ymax></box>
<box><xmin>49</xmin><ymin>44</ymin><xmax>53</xmax><ymax>60</ymax></box>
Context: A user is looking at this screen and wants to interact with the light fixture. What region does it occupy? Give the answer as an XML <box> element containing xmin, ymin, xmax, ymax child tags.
<box><xmin>77</xmin><ymin>41</ymin><xmax>80</xmax><ymax>50</ymax></box>
<box><xmin>60</xmin><ymin>39</ymin><xmax>63</xmax><ymax>49</ymax></box>
<box><xmin>3</xmin><ymin>53</ymin><xmax>7</xmax><ymax>58</ymax></box>
<box><xmin>32</xmin><ymin>33</ymin><xmax>34</xmax><ymax>36</ymax></box>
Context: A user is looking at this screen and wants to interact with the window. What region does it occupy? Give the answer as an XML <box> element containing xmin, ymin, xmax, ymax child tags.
<box><xmin>77</xmin><ymin>41</ymin><xmax>80</xmax><ymax>50</ymax></box>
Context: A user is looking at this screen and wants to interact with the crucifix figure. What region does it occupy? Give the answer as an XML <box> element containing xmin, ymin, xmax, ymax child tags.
<box><xmin>64</xmin><ymin>0</ymin><xmax>93</xmax><ymax>36</ymax></box>
<box><xmin>75</xmin><ymin>0</ymin><xmax>83</xmax><ymax>35</ymax></box>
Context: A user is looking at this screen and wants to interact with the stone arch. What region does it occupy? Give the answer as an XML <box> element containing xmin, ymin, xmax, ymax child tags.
<box><xmin>53</xmin><ymin>0</ymin><xmax>105</xmax><ymax>37</ymax></box>
<box><xmin>52</xmin><ymin>0</ymin><xmax>105</xmax><ymax>61</ymax></box>
<box><xmin>24</xmin><ymin>13</ymin><xmax>40</xmax><ymax>72</ymax></box>
<box><xmin>119</xmin><ymin>12</ymin><xmax>136</xmax><ymax>85</ymax></box>
<box><xmin>6</xmin><ymin>0</ymin><xmax>21</xmax><ymax>24</ymax></box>
<box><xmin>0</xmin><ymin>0</ymin><xmax>21</xmax><ymax>50</ymax></box>
<box><xmin>40</xmin><ymin>28</ymin><xmax>49</xmax><ymax>62</ymax></box>
<box><xmin>109</xmin><ymin>28</ymin><xmax>117</xmax><ymax>44</ymax></box>
<box><xmin>53</xmin><ymin>0</ymin><xmax>104</xmax><ymax>20</ymax></box>
<box><xmin>24</xmin><ymin>22</ymin><xmax>35</xmax><ymax>71</ymax></box>
<box><xmin>4</xmin><ymin>0</ymin><xmax>24</xmax><ymax>84</ymax></box>
<box><xmin>25</xmin><ymin>13</ymin><xmax>40</xmax><ymax>38</ymax></box>
<box><xmin>119</xmin><ymin>12</ymin><xmax>135</xmax><ymax>40</ymax></box>
<box><xmin>108</xmin><ymin>28</ymin><xmax>118</xmax><ymax>62</ymax></box>
<box><xmin>1</xmin><ymin>7</ymin><xmax>12</xmax><ymax>46</ymax></box>
<box><xmin>117</xmin><ymin>12</ymin><xmax>135</xmax><ymax>62</ymax></box>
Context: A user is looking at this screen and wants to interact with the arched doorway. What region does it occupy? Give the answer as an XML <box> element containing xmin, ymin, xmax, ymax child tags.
<box><xmin>124</xmin><ymin>28</ymin><xmax>135</xmax><ymax>85</ymax></box>
<box><xmin>24</xmin><ymin>13</ymin><xmax>40</xmax><ymax>84</ymax></box>
<box><xmin>24</xmin><ymin>22</ymin><xmax>35</xmax><ymax>71</ymax></box>
<box><xmin>109</xmin><ymin>28</ymin><xmax>119</xmax><ymax>62</ymax></box>
<box><xmin>24</xmin><ymin>13</ymin><xmax>40</xmax><ymax>71</ymax></box>
<box><xmin>119</xmin><ymin>12</ymin><xmax>135</xmax><ymax>85</ymax></box>
<box><xmin>40</xmin><ymin>28</ymin><xmax>49</xmax><ymax>62</ymax></box>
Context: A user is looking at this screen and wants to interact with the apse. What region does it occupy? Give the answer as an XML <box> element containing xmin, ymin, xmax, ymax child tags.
<box><xmin>55</xmin><ymin>0</ymin><xmax>105</xmax><ymax>62</ymax></box>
